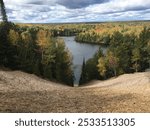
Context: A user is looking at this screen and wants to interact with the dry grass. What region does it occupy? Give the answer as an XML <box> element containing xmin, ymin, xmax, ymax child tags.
<box><xmin>0</xmin><ymin>70</ymin><xmax>150</xmax><ymax>113</ymax></box>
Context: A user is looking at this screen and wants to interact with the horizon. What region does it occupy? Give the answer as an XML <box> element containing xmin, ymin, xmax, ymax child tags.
<box><xmin>1</xmin><ymin>0</ymin><xmax>150</xmax><ymax>23</ymax></box>
<box><xmin>14</xmin><ymin>20</ymin><xmax>150</xmax><ymax>24</ymax></box>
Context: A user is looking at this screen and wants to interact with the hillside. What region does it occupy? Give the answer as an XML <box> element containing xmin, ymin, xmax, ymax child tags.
<box><xmin>0</xmin><ymin>69</ymin><xmax>150</xmax><ymax>112</ymax></box>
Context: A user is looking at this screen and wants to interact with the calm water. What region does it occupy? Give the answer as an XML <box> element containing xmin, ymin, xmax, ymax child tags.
<box><xmin>62</xmin><ymin>36</ymin><xmax>106</xmax><ymax>86</ymax></box>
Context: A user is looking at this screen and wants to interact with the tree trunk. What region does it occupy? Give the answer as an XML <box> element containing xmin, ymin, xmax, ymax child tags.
<box><xmin>135</xmin><ymin>61</ymin><xmax>138</xmax><ymax>72</ymax></box>
<box><xmin>113</xmin><ymin>68</ymin><xmax>117</xmax><ymax>77</ymax></box>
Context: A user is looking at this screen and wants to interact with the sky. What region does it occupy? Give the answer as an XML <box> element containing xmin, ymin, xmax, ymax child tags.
<box><xmin>1</xmin><ymin>0</ymin><xmax>150</xmax><ymax>23</ymax></box>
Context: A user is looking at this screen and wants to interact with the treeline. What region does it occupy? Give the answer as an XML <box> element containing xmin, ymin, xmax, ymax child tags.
<box><xmin>18</xmin><ymin>22</ymin><xmax>150</xmax><ymax>42</ymax></box>
<box><xmin>75</xmin><ymin>31</ymin><xmax>111</xmax><ymax>45</ymax></box>
<box><xmin>18</xmin><ymin>23</ymin><xmax>96</xmax><ymax>37</ymax></box>
<box><xmin>51</xmin><ymin>28</ymin><xmax>78</xmax><ymax>36</ymax></box>
<box><xmin>0</xmin><ymin>22</ymin><xmax>74</xmax><ymax>86</ymax></box>
<box><xmin>75</xmin><ymin>22</ymin><xmax>150</xmax><ymax>45</ymax></box>
<box><xmin>79</xmin><ymin>28</ymin><xmax>150</xmax><ymax>85</ymax></box>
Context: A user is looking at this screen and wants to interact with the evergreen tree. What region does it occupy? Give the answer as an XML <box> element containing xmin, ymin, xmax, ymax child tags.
<box><xmin>138</xmin><ymin>28</ymin><xmax>150</xmax><ymax>70</ymax></box>
<box><xmin>54</xmin><ymin>39</ymin><xmax>73</xmax><ymax>85</ymax></box>
<box><xmin>0</xmin><ymin>23</ymin><xmax>16</xmax><ymax>68</ymax></box>
<box><xmin>79</xmin><ymin>58</ymin><xmax>87</xmax><ymax>85</ymax></box>
<box><xmin>147</xmin><ymin>44</ymin><xmax>150</xmax><ymax>68</ymax></box>
<box><xmin>0</xmin><ymin>0</ymin><xmax>8</xmax><ymax>22</ymax></box>
<box><xmin>85</xmin><ymin>48</ymin><xmax>104</xmax><ymax>81</ymax></box>
<box><xmin>42</xmin><ymin>40</ymin><xmax>56</xmax><ymax>80</ymax></box>
<box><xmin>0</xmin><ymin>1</ymin><xmax>17</xmax><ymax>68</ymax></box>
<box><xmin>42</xmin><ymin>38</ymin><xmax>73</xmax><ymax>86</ymax></box>
<box><xmin>131</xmin><ymin>48</ymin><xmax>141</xmax><ymax>72</ymax></box>
<box><xmin>17</xmin><ymin>31</ymin><xmax>41</xmax><ymax>73</ymax></box>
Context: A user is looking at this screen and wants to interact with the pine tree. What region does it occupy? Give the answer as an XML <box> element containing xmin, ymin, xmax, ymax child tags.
<box><xmin>0</xmin><ymin>0</ymin><xmax>16</xmax><ymax>68</ymax></box>
<box><xmin>0</xmin><ymin>23</ymin><xmax>15</xmax><ymax>68</ymax></box>
<box><xmin>147</xmin><ymin>44</ymin><xmax>150</xmax><ymax>68</ymax></box>
<box><xmin>85</xmin><ymin>48</ymin><xmax>104</xmax><ymax>81</ymax></box>
<box><xmin>79</xmin><ymin>58</ymin><xmax>87</xmax><ymax>85</ymax></box>
<box><xmin>131</xmin><ymin>48</ymin><xmax>141</xmax><ymax>72</ymax></box>
<box><xmin>0</xmin><ymin>0</ymin><xmax>8</xmax><ymax>23</ymax></box>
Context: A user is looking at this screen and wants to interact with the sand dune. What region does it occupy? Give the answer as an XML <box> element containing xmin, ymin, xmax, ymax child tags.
<box><xmin>0</xmin><ymin>69</ymin><xmax>150</xmax><ymax>112</ymax></box>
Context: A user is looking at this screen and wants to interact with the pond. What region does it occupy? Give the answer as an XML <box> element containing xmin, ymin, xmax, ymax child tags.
<box><xmin>62</xmin><ymin>36</ymin><xmax>106</xmax><ymax>86</ymax></box>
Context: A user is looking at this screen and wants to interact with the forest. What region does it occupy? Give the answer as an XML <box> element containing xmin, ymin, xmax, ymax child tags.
<box><xmin>0</xmin><ymin>0</ymin><xmax>150</xmax><ymax>86</ymax></box>
<box><xmin>0</xmin><ymin>0</ymin><xmax>74</xmax><ymax>86</ymax></box>
<box><xmin>79</xmin><ymin>27</ymin><xmax>150</xmax><ymax>84</ymax></box>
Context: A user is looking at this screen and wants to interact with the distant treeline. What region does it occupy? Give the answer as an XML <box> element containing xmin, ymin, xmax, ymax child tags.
<box><xmin>75</xmin><ymin>22</ymin><xmax>150</xmax><ymax>45</ymax></box>
<box><xmin>17</xmin><ymin>23</ymin><xmax>96</xmax><ymax>37</ymax></box>
<box><xmin>21</xmin><ymin>22</ymin><xmax>150</xmax><ymax>45</ymax></box>
<box><xmin>18</xmin><ymin>22</ymin><xmax>150</xmax><ymax>46</ymax></box>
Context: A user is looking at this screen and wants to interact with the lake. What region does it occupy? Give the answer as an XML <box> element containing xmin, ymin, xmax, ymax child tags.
<box><xmin>62</xmin><ymin>36</ymin><xmax>106</xmax><ymax>86</ymax></box>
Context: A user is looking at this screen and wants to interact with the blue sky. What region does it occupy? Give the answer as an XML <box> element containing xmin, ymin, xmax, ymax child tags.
<box><xmin>2</xmin><ymin>0</ymin><xmax>150</xmax><ymax>23</ymax></box>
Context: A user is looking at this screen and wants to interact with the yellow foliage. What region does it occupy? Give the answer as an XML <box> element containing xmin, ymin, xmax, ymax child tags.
<box><xmin>36</xmin><ymin>29</ymin><xmax>52</xmax><ymax>46</ymax></box>
<box><xmin>8</xmin><ymin>29</ymin><xmax>20</xmax><ymax>45</ymax></box>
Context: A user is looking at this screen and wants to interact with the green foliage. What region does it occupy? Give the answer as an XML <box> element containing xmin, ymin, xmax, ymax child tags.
<box><xmin>86</xmin><ymin>27</ymin><xmax>150</xmax><ymax>82</ymax></box>
<box><xmin>97</xmin><ymin>51</ymin><xmax>119</xmax><ymax>79</ymax></box>
<box><xmin>79</xmin><ymin>49</ymin><xmax>104</xmax><ymax>84</ymax></box>
<box><xmin>17</xmin><ymin>31</ymin><xmax>41</xmax><ymax>74</ymax></box>
<box><xmin>85</xmin><ymin>48</ymin><xmax>104</xmax><ymax>80</ymax></box>
<box><xmin>75</xmin><ymin>22</ymin><xmax>150</xmax><ymax>45</ymax></box>
<box><xmin>42</xmin><ymin>38</ymin><xmax>74</xmax><ymax>85</ymax></box>
<box><xmin>1</xmin><ymin>11</ymin><xmax>150</xmax><ymax>86</ymax></box>
<box><xmin>79</xmin><ymin>59</ymin><xmax>87</xmax><ymax>85</ymax></box>
<box><xmin>131</xmin><ymin>48</ymin><xmax>141</xmax><ymax>72</ymax></box>
<box><xmin>0</xmin><ymin>22</ymin><xmax>18</xmax><ymax>68</ymax></box>
<box><xmin>0</xmin><ymin>22</ymin><xmax>74</xmax><ymax>86</ymax></box>
<box><xmin>147</xmin><ymin>45</ymin><xmax>150</xmax><ymax>68</ymax></box>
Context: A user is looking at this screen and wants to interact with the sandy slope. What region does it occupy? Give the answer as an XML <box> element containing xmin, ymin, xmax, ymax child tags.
<box><xmin>0</xmin><ymin>70</ymin><xmax>150</xmax><ymax>112</ymax></box>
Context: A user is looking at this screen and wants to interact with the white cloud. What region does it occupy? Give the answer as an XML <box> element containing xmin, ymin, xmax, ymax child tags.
<box><xmin>86</xmin><ymin>0</ymin><xmax>150</xmax><ymax>13</ymax></box>
<box><xmin>2</xmin><ymin>0</ymin><xmax>150</xmax><ymax>23</ymax></box>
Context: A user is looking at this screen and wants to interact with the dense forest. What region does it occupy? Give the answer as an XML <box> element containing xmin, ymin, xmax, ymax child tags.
<box><xmin>75</xmin><ymin>22</ymin><xmax>150</xmax><ymax>45</ymax></box>
<box><xmin>79</xmin><ymin>28</ymin><xmax>150</xmax><ymax>84</ymax></box>
<box><xmin>0</xmin><ymin>0</ymin><xmax>73</xmax><ymax>86</ymax></box>
<box><xmin>0</xmin><ymin>0</ymin><xmax>150</xmax><ymax>86</ymax></box>
<box><xmin>0</xmin><ymin>23</ymin><xmax>74</xmax><ymax>85</ymax></box>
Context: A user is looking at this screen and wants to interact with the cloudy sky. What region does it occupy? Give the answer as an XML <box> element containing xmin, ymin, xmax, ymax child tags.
<box><xmin>2</xmin><ymin>0</ymin><xmax>150</xmax><ymax>23</ymax></box>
